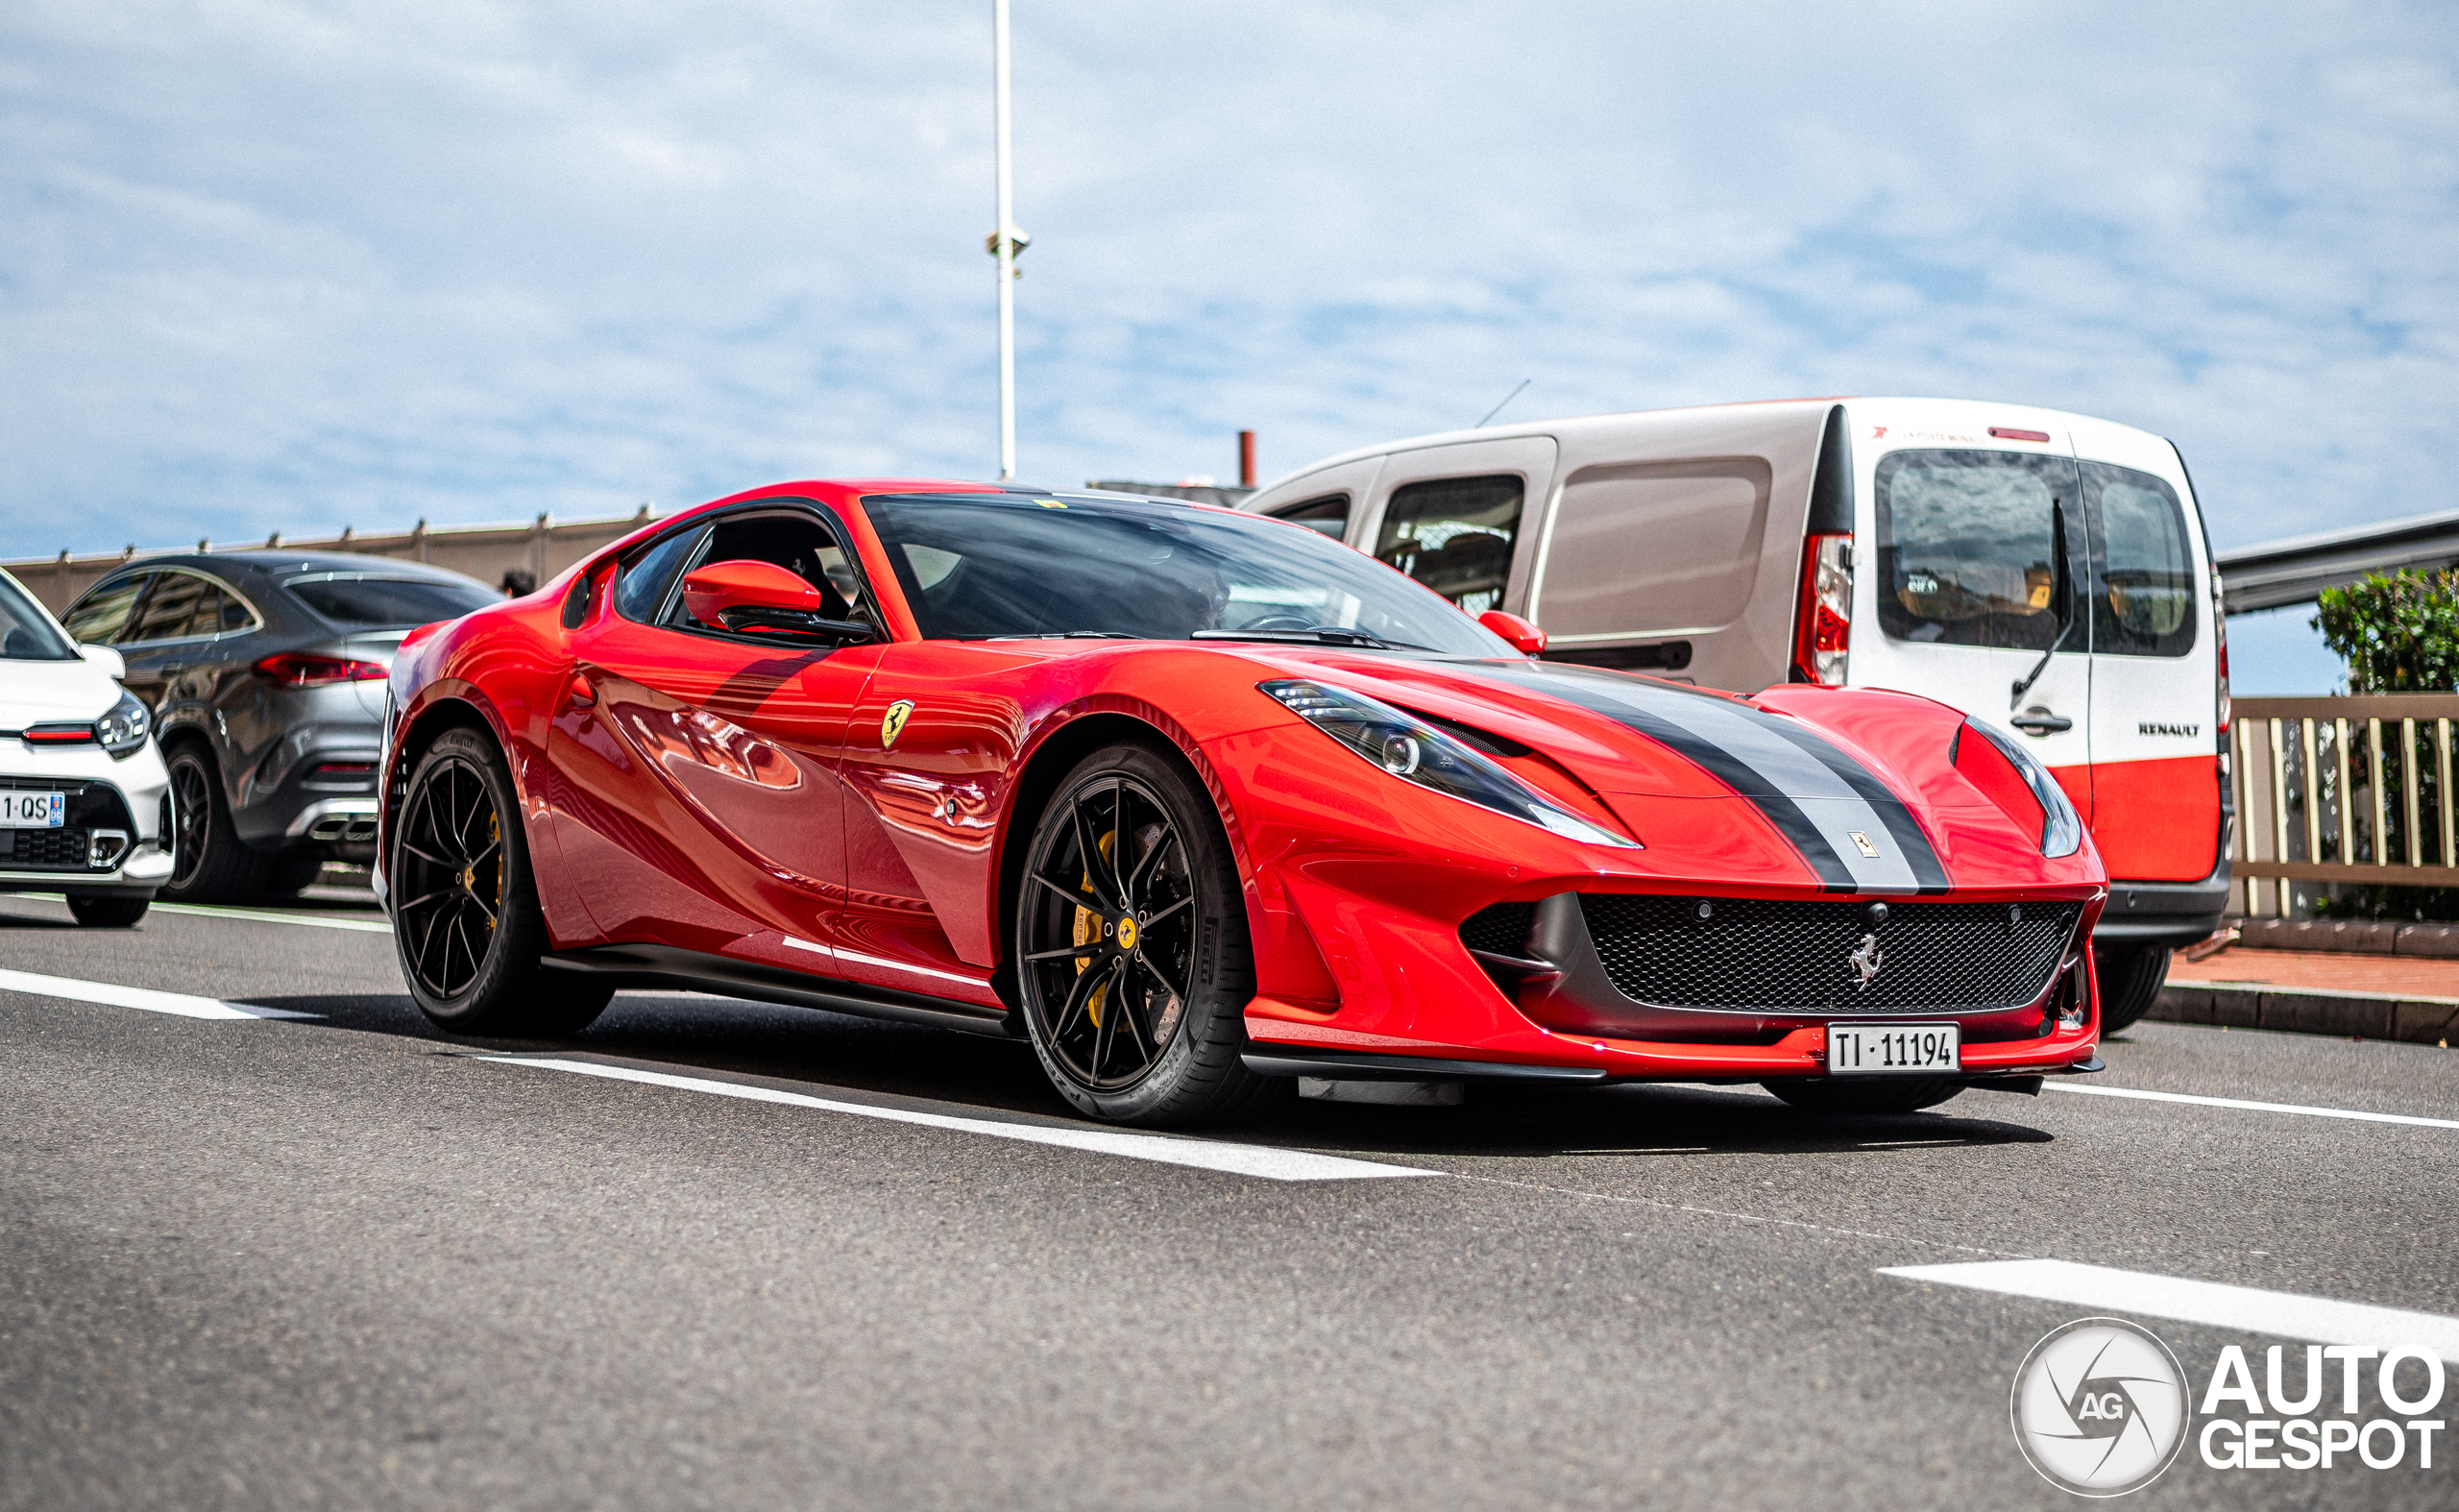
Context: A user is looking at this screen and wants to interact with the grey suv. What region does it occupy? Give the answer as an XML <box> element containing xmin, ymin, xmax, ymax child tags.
<box><xmin>62</xmin><ymin>552</ymin><xmax>499</xmax><ymax>902</ymax></box>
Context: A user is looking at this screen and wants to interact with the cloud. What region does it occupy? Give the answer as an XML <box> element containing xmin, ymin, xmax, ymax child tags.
<box><xmin>2</xmin><ymin>0</ymin><xmax>2453</xmax><ymax>556</ymax></box>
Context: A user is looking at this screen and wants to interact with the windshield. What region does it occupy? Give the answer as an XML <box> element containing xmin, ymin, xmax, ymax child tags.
<box><xmin>861</xmin><ymin>493</ymin><xmax>1511</xmax><ymax>655</ymax></box>
<box><xmin>285</xmin><ymin>575</ymin><xmax>500</xmax><ymax>629</ymax></box>
<box><xmin>0</xmin><ymin>572</ymin><xmax>77</xmax><ymax>661</ymax></box>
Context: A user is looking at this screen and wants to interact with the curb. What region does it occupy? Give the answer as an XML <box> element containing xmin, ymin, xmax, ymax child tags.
<box><xmin>2152</xmin><ymin>983</ymin><xmax>2459</xmax><ymax>1043</ymax></box>
<box><xmin>2231</xmin><ymin>917</ymin><xmax>2459</xmax><ymax>958</ymax></box>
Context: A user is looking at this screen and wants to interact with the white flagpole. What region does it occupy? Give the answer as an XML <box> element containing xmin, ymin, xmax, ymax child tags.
<box><xmin>993</xmin><ymin>0</ymin><xmax>1016</xmax><ymax>481</ymax></box>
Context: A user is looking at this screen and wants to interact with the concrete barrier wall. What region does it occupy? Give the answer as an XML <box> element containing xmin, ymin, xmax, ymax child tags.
<box><xmin>5</xmin><ymin>508</ymin><xmax>661</xmax><ymax>615</ymax></box>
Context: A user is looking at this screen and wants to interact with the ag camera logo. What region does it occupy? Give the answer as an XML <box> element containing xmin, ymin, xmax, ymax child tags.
<box><xmin>2010</xmin><ymin>1319</ymin><xmax>2191</xmax><ymax>1496</ymax></box>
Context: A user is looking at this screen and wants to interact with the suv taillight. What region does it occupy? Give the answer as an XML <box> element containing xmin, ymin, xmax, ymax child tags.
<box><xmin>256</xmin><ymin>653</ymin><xmax>389</xmax><ymax>688</ymax></box>
<box><xmin>1793</xmin><ymin>532</ymin><xmax>1852</xmax><ymax>685</ymax></box>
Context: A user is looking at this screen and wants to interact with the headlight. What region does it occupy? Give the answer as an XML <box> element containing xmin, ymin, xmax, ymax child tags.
<box><xmin>95</xmin><ymin>689</ymin><xmax>151</xmax><ymax>759</ymax></box>
<box><xmin>1260</xmin><ymin>680</ymin><xmax>1639</xmax><ymax>848</ymax></box>
<box><xmin>1961</xmin><ymin>718</ymin><xmax>2083</xmax><ymax>858</ymax></box>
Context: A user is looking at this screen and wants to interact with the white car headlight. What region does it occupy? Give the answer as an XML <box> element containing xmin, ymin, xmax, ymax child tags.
<box><xmin>95</xmin><ymin>689</ymin><xmax>151</xmax><ymax>759</ymax></box>
<box><xmin>1261</xmin><ymin>679</ymin><xmax>1638</xmax><ymax>848</ymax></box>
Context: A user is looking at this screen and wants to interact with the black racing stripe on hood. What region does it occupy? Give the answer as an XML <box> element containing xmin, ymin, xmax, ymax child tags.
<box><xmin>1445</xmin><ymin>663</ymin><xmax>1856</xmax><ymax>890</ymax></box>
<box><xmin>1752</xmin><ymin>715</ymin><xmax>1951</xmax><ymax>891</ymax></box>
<box><xmin>1435</xmin><ymin>660</ymin><xmax>1949</xmax><ymax>893</ymax></box>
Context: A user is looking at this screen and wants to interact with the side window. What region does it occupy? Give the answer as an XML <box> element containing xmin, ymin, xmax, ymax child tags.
<box><xmin>1270</xmin><ymin>493</ymin><xmax>1351</xmax><ymax>540</ymax></box>
<box><xmin>62</xmin><ymin>574</ymin><xmax>152</xmax><ymax>645</ymax></box>
<box><xmin>614</xmin><ymin>526</ymin><xmax>709</xmax><ymax>624</ymax></box>
<box><xmin>1373</xmin><ymin>475</ymin><xmax>1522</xmax><ymax>614</ymax></box>
<box><xmin>662</xmin><ymin>511</ymin><xmax>870</xmax><ymax>633</ymax></box>
<box><xmin>2084</xmin><ymin>463</ymin><xmax>2196</xmax><ymax>657</ymax></box>
<box><xmin>1874</xmin><ymin>450</ymin><xmax>2082</xmax><ymax>651</ymax></box>
<box><xmin>123</xmin><ymin>571</ymin><xmax>210</xmax><ymax>644</ymax></box>
<box><xmin>1534</xmin><ymin>459</ymin><xmax>1771</xmax><ymax>637</ymax></box>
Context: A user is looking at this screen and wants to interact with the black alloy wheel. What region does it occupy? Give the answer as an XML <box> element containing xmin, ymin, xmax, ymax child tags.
<box><xmin>389</xmin><ymin>727</ymin><xmax>611</xmax><ymax>1036</ymax></box>
<box><xmin>1015</xmin><ymin>744</ymin><xmax>1274</xmax><ymax>1126</ymax></box>
<box><xmin>161</xmin><ymin>743</ymin><xmax>270</xmax><ymax>904</ymax></box>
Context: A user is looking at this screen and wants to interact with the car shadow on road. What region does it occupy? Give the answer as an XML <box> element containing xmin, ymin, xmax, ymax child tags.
<box><xmin>241</xmin><ymin>985</ymin><xmax>2059</xmax><ymax>1158</ymax></box>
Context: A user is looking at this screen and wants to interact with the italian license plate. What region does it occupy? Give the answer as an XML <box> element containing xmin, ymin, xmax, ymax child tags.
<box><xmin>1827</xmin><ymin>1023</ymin><xmax>1960</xmax><ymax>1075</ymax></box>
<box><xmin>0</xmin><ymin>792</ymin><xmax>66</xmax><ymax>828</ymax></box>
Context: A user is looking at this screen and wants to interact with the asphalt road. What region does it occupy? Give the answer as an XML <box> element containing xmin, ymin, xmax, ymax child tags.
<box><xmin>3</xmin><ymin>889</ymin><xmax>2454</xmax><ymax>1510</ymax></box>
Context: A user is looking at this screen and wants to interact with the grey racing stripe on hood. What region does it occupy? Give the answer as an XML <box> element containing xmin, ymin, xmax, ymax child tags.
<box><xmin>1446</xmin><ymin>662</ymin><xmax>1950</xmax><ymax>894</ymax></box>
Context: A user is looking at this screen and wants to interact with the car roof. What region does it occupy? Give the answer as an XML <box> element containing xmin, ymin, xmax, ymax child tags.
<box><xmin>107</xmin><ymin>551</ymin><xmax>488</xmax><ymax>585</ymax></box>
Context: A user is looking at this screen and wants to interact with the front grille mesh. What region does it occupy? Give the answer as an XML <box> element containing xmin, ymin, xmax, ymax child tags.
<box><xmin>0</xmin><ymin>827</ymin><xmax>93</xmax><ymax>869</ymax></box>
<box><xmin>1577</xmin><ymin>894</ymin><xmax>2081</xmax><ymax>1014</ymax></box>
<box><xmin>1459</xmin><ymin>901</ymin><xmax>1537</xmax><ymax>958</ymax></box>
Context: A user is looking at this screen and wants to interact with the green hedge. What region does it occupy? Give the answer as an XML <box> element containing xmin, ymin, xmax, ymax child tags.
<box><xmin>2313</xmin><ymin>569</ymin><xmax>2459</xmax><ymax>694</ymax></box>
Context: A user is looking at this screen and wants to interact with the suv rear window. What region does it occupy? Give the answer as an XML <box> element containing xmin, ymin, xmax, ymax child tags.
<box><xmin>1875</xmin><ymin>451</ymin><xmax>2082</xmax><ymax>651</ymax></box>
<box><xmin>286</xmin><ymin>576</ymin><xmax>498</xmax><ymax>628</ymax></box>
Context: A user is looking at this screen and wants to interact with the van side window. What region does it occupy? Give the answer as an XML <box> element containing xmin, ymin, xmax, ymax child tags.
<box><xmin>2083</xmin><ymin>462</ymin><xmax>2196</xmax><ymax>657</ymax></box>
<box><xmin>1271</xmin><ymin>493</ymin><xmax>1350</xmax><ymax>540</ymax></box>
<box><xmin>1375</xmin><ymin>475</ymin><xmax>1522</xmax><ymax>614</ymax></box>
<box><xmin>1874</xmin><ymin>450</ymin><xmax>2082</xmax><ymax>651</ymax></box>
<box><xmin>1535</xmin><ymin>460</ymin><xmax>1771</xmax><ymax>638</ymax></box>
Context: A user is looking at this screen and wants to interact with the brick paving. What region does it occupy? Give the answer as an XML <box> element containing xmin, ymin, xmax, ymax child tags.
<box><xmin>2167</xmin><ymin>945</ymin><xmax>2459</xmax><ymax>1001</ymax></box>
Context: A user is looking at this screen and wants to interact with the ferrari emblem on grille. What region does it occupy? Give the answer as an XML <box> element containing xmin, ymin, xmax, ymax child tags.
<box><xmin>880</xmin><ymin>699</ymin><xmax>914</xmax><ymax>749</ymax></box>
<box><xmin>1848</xmin><ymin>932</ymin><xmax>1886</xmax><ymax>990</ymax></box>
<box><xmin>1848</xmin><ymin>830</ymin><xmax>1881</xmax><ymax>858</ymax></box>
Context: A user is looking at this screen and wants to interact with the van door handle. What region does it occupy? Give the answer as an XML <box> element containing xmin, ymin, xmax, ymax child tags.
<box><xmin>2010</xmin><ymin>713</ymin><xmax>2073</xmax><ymax>736</ymax></box>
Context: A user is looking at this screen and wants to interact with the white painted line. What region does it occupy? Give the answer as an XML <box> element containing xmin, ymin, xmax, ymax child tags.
<box><xmin>480</xmin><ymin>1056</ymin><xmax>1438</xmax><ymax>1183</ymax></box>
<box><xmin>8</xmin><ymin>892</ymin><xmax>391</xmax><ymax>934</ymax></box>
<box><xmin>1883</xmin><ymin>1259</ymin><xmax>2459</xmax><ymax>1362</ymax></box>
<box><xmin>147</xmin><ymin>900</ymin><xmax>392</xmax><ymax>934</ymax></box>
<box><xmin>2046</xmin><ymin>1082</ymin><xmax>2459</xmax><ymax>1131</ymax></box>
<box><xmin>0</xmin><ymin>966</ymin><xmax>319</xmax><ymax>1020</ymax></box>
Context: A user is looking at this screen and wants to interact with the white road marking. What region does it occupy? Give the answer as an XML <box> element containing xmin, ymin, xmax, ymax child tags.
<box><xmin>2047</xmin><ymin>1082</ymin><xmax>2459</xmax><ymax>1131</ymax></box>
<box><xmin>480</xmin><ymin>1056</ymin><xmax>1439</xmax><ymax>1183</ymax></box>
<box><xmin>0</xmin><ymin>966</ymin><xmax>318</xmax><ymax>1020</ymax></box>
<box><xmin>1883</xmin><ymin>1259</ymin><xmax>2459</xmax><ymax>1362</ymax></box>
<box><xmin>10</xmin><ymin>892</ymin><xmax>392</xmax><ymax>933</ymax></box>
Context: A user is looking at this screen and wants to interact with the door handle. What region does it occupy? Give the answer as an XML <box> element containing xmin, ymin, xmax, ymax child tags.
<box><xmin>2010</xmin><ymin>712</ymin><xmax>2073</xmax><ymax>736</ymax></box>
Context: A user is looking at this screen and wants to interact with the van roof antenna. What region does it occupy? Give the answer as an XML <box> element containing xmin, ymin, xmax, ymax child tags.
<box><xmin>1474</xmin><ymin>379</ymin><xmax>1530</xmax><ymax>428</ymax></box>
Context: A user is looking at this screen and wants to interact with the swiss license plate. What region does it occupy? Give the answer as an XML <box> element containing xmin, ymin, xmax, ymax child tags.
<box><xmin>0</xmin><ymin>792</ymin><xmax>66</xmax><ymax>828</ymax></box>
<box><xmin>1827</xmin><ymin>1023</ymin><xmax>1960</xmax><ymax>1075</ymax></box>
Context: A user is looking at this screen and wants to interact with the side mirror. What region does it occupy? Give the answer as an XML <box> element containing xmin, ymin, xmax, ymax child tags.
<box><xmin>1478</xmin><ymin>609</ymin><xmax>1546</xmax><ymax>655</ymax></box>
<box><xmin>79</xmin><ymin>644</ymin><xmax>127</xmax><ymax>680</ymax></box>
<box><xmin>680</xmin><ymin>560</ymin><xmax>873</xmax><ymax>644</ymax></box>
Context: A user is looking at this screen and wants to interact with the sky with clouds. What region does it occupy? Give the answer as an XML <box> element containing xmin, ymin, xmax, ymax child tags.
<box><xmin>4</xmin><ymin>2</ymin><xmax>2454</xmax><ymax>684</ymax></box>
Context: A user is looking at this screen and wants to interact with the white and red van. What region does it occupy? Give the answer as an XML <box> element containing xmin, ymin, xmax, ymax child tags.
<box><xmin>1239</xmin><ymin>398</ymin><xmax>2230</xmax><ymax>1028</ymax></box>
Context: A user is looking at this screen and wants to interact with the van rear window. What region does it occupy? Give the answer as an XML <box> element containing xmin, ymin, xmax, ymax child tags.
<box><xmin>1875</xmin><ymin>451</ymin><xmax>2081</xmax><ymax>651</ymax></box>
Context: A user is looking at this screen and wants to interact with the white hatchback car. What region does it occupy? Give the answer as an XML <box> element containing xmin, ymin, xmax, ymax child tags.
<box><xmin>0</xmin><ymin>569</ymin><xmax>173</xmax><ymax>926</ymax></box>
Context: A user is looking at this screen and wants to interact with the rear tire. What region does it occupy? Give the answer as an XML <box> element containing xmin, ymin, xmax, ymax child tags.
<box><xmin>68</xmin><ymin>895</ymin><xmax>150</xmax><ymax>928</ymax></box>
<box><xmin>389</xmin><ymin>727</ymin><xmax>611</xmax><ymax>1036</ymax></box>
<box><xmin>1762</xmin><ymin>1077</ymin><xmax>1964</xmax><ymax>1115</ymax></box>
<box><xmin>2092</xmin><ymin>943</ymin><xmax>2171</xmax><ymax>1034</ymax></box>
<box><xmin>266</xmin><ymin>849</ymin><xmax>326</xmax><ymax>895</ymax></box>
<box><xmin>162</xmin><ymin>743</ymin><xmax>271</xmax><ymax>905</ymax></box>
<box><xmin>1013</xmin><ymin>742</ymin><xmax>1274</xmax><ymax>1127</ymax></box>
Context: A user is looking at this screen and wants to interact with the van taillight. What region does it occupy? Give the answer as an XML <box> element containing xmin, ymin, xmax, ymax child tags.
<box><xmin>2212</xmin><ymin>567</ymin><xmax>2230</xmax><ymax>734</ymax></box>
<box><xmin>1793</xmin><ymin>532</ymin><xmax>1852</xmax><ymax>685</ymax></box>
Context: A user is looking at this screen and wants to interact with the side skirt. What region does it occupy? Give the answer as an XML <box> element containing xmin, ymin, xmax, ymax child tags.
<box><xmin>542</xmin><ymin>943</ymin><xmax>1024</xmax><ymax>1039</ymax></box>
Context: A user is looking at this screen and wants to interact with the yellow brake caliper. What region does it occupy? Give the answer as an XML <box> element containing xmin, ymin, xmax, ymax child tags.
<box><xmin>1071</xmin><ymin>829</ymin><xmax>1119</xmax><ymax>1027</ymax></box>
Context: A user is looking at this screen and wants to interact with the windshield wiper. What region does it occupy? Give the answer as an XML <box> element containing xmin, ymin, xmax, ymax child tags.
<box><xmin>1191</xmin><ymin>627</ymin><xmax>1431</xmax><ymax>652</ymax></box>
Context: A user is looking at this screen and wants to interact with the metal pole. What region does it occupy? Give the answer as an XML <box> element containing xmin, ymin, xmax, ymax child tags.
<box><xmin>993</xmin><ymin>0</ymin><xmax>1015</xmax><ymax>481</ymax></box>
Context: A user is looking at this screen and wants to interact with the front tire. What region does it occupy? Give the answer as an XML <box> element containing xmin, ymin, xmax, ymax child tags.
<box><xmin>68</xmin><ymin>895</ymin><xmax>150</xmax><ymax>928</ymax></box>
<box><xmin>389</xmin><ymin>728</ymin><xmax>611</xmax><ymax>1036</ymax></box>
<box><xmin>1762</xmin><ymin>1077</ymin><xmax>1964</xmax><ymax>1115</ymax></box>
<box><xmin>1013</xmin><ymin>743</ymin><xmax>1273</xmax><ymax>1127</ymax></box>
<box><xmin>162</xmin><ymin>743</ymin><xmax>271</xmax><ymax>905</ymax></box>
<box><xmin>2092</xmin><ymin>943</ymin><xmax>2171</xmax><ymax>1034</ymax></box>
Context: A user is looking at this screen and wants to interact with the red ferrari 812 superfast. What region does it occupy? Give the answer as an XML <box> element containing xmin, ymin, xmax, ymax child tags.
<box><xmin>377</xmin><ymin>480</ymin><xmax>2107</xmax><ymax>1125</ymax></box>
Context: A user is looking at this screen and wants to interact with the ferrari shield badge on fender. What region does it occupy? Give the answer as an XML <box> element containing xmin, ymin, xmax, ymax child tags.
<box><xmin>881</xmin><ymin>699</ymin><xmax>915</xmax><ymax>749</ymax></box>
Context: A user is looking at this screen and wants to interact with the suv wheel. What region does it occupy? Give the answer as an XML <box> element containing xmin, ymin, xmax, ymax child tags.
<box><xmin>162</xmin><ymin>744</ymin><xmax>271</xmax><ymax>905</ymax></box>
